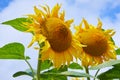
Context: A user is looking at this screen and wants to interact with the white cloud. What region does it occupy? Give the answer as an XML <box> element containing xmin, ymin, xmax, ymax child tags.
<box><xmin>0</xmin><ymin>0</ymin><xmax>120</xmax><ymax>80</ymax></box>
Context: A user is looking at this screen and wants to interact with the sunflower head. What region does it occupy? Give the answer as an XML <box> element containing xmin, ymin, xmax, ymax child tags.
<box><xmin>45</xmin><ymin>18</ymin><xmax>72</xmax><ymax>52</ymax></box>
<box><xmin>75</xmin><ymin>18</ymin><xmax>116</xmax><ymax>66</ymax></box>
<box><xmin>24</xmin><ymin>4</ymin><xmax>82</xmax><ymax>68</ymax></box>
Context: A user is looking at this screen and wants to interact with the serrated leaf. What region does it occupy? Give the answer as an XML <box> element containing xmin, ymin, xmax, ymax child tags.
<box><xmin>2</xmin><ymin>18</ymin><xmax>30</xmax><ymax>31</ymax></box>
<box><xmin>116</xmin><ymin>48</ymin><xmax>120</xmax><ymax>55</ymax></box>
<box><xmin>69</xmin><ymin>62</ymin><xmax>83</xmax><ymax>70</ymax></box>
<box><xmin>0</xmin><ymin>42</ymin><xmax>25</xmax><ymax>59</ymax></box>
<box><xmin>41</xmin><ymin>60</ymin><xmax>53</xmax><ymax>71</ymax></box>
<box><xmin>90</xmin><ymin>60</ymin><xmax>120</xmax><ymax>70</ymax></box>
<box><xmin>97</xmin><ymin>68</ymin><xmax>120</xmax><ymax>79</ymax></box>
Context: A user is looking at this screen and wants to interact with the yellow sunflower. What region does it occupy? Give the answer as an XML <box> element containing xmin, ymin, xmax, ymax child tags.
<box><xmin>24</xmin><ymin>4</ymin><xmax>83</xmax><ymax>68</ymax></box>
<box><xmin>75</xmin><ymin>18</ymin><xmax>116</xmax><ymax>67</ymax></box>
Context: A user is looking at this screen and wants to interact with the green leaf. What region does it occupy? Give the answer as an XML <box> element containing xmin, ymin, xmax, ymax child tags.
<box><xmin>98</xmin><ymin>63</ymin><xmax>120</xmax><ymax>79</ymax></box>
<box><xmin>69</xmin><ymin>62</ymin><xmax>83</xmax><ymax>70</ymax></box>
<box><xmin>43</xmin><ymin>65</ymin><xmax>68</xmax><ymax>73</ymax></box>
<box><xmin>42</xmin><ymin>71</ymin><xmax>94</xmax><ymax>79</ymax></box>
<box><xmin>41</xmin><ymin>65</ymin><xmax>68</xmax><ymax>80</ymax></box>
<box><xmin>2</xmin><ymin>18</ymin><xmax>30</xmax><ymax>31</ymax></box>
<box><xmin>60</xmin><ymin>71</ymin><xmax>94</xmax><ymax>78</ymax></box>
<box><xmin>90</xmin><ymin>60</ymin><xmax>120</xmax><ymax>70</ymax></box>
<box><xmin>0</xmin><ymin>42</ymin><xmax>25</xmax><ymax>59</ymax></box>
<box><xmin>116</xmin><ymin>48</ymin><xmax>120</xmax><ymax>55</ymax></box>
<box><xmin>110</xmin><ymin>37</ymin><xmax>115</xmax><ymax>45</ymax></box>
<box><xmin>112</xmin><ymin>63</ymin><xmax>120</xmax><ymax>70</ymax></box>
<box><xmin>41</xmin><ymin>74</ymin><xmax>67</xmax><ymax>80</ymax></box>
<box><xmin>97</xmin><ymin>68</ymin><xmax>120</xmax><ymax>79</ymax></box>
<box><xmin>26</xmin><ymin>56</ymin><xmax>31</xmax><ymax>59</ymax></box>
<box><xmin>41</xmin><ymin>60</ymin><xmax>53</xmax><ymax>71</ymax></box>
<box><xmin>13</xmin><ymin>69</ymin><xmax>36</xmax><ymax>78</ymax></box>
<box><xmin>13</xmin><ymin>71</ymin><xmax>32</xmax><ymax>77</ymax></box>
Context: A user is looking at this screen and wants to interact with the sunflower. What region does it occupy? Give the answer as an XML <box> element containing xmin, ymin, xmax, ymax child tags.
<box><xmin>75</xmin><ymin>18</ymin><xmax>116</xmax><ymax>67</ymax></box>
<box><xmin>24</xmin><ymin>4</ymin><xmax>83</xmax><ymax>68</ymax></box>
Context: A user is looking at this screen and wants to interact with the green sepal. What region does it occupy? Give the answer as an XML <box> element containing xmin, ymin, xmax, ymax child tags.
<box><xmin>116</xmin><ymin>48</ymin><xmax>120</xmax><ymax>55</ymax></box>
<box><xmin>41</xmin><ymin>60</ymin><xmax>53</xmax><ymax>71</ymax></box>
<box><xmin>69</xmin><ymin>62</ymin><xmax>83</xmax><ymax>70</ymax></box>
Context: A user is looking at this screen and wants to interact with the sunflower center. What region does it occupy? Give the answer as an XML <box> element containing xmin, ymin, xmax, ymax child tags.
<box><xmin>79</xmin><ymin>29</ymin><xmax>108</xmax><ymax>56</ymax></box>
<box><xmin>44</xmin><ymin>18</ymin><xmax>72</xmax><ymax>52</ymax></box>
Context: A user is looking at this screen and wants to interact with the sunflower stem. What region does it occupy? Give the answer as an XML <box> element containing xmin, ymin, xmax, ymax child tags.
<box><xmin>36</xmin><ymin>50</ymin><xmax>42</xmax><ymax>80</ymax></box>
<box><xmin>24</xmin><ymin>57</ymin><xmax>35</xmax><ymax>79</ymax></box>
<box><xmin>94</xmin><ymin>69</ymin><xmax>100</xmax><ymax>80</ymax></box>
<box><xmin>85</xmin><ymin>66</ymin><xmax>90</xmax><ymax>80</ymax></box>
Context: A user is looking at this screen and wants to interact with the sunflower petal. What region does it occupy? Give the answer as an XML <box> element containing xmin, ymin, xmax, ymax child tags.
<box><xmin>60</xmin><ymin>11</ymin><xmax>65</xmax><ymax>20</ymax></box>
<box><xmin>38</xmin><ymin>34</ymin><xmax>46</xmax><ymax>44</ymax></box>
<box><xmin>51</xmin><ymin>4</ymin><xmax>61</xmax><ymax>17</ymax></box>
<box><xmin>97</xmin><ymin>18</ymin><xmax>102</xmax><ymax>29</ymax></box>
<box><xmin>34</xmin><ymin>6</ymin><xmax>46</xmax><ymax>19</ymax></box>
<box><xmin>28</xmin><ymin>36</ymin><xmax>36</xmax><ymax>48</ymax></box>
<box><xmin>65</xmin><ymin>19</ymin><xmax>74</xmax><ymax>27</ymax></box>
<box><xmin>54</xmin><ymin>53</ymin><xmax>64</xmax><ymax>68</ymax></box>
<box><xmin>83</xmin><ymin>18</ymin><xmax>89</xmax><ymax>29</ymax></box>
<box><xmin>64</xmin><ymin>52</ymin><xmax>73</xmax><ymax>65</ymax></box>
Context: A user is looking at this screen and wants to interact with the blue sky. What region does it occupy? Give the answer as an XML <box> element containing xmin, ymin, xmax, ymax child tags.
<box><xmin>0</xmin><ymin>0</ymin><xmax>13</xmax><ymax>11</ymax></box>
<box><xmin>1</xmin><ymin>0</ymin><xmax>120</xmax><ymax>23</ymax></box>
<box><xmin>100</xmin><ymin>1</ymin><xmax>120</xmax><ymax>22</ymax></box>
<box><xmin>0</xmin><ymin>0</ymin><xmax>120</xmax><ymax>80</ymax></box>
<box><xmin>1</xmin><ymin>0</ymin><xmax>120</xmax><ymax>22</ymax></box>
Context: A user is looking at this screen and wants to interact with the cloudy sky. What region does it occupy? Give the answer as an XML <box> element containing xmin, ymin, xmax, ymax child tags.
<box><xmin>0</xmin><ymin>0</ymin><xmax>120</xmax><ymax>80</ymax></box>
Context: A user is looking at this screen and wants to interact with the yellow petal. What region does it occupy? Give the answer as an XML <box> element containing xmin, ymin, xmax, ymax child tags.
<box><xmin>40</xmin><ymin>5</ymin><xmax>50</xmax><ymax>17</ymax></box>
<box><xmin>51</xmin><ymin>4</ymin><xmax>61</xmax><ymax>17</ymax></box>
<box><xmin>34</xmin><ymin>6</ymin><xmax>46</xmax><ymax>19</ymax></box>
<box><xmin>38</xmin><ymin>34</ymin><xmax>46</xmax><ymax>44</ymax></box>
<box><xmin>34</xmin><ymin>6</ymin><xmax>41</xmax><ymax>16</ymax></box>
<box><xmin>65</xmin><ymin>19</ymin><xmax>74</xmax><ymax>27</ymax></box>
<box><xmin>54</xmin><ymin>53</ymin><xmax>64</xmax><ymax>68</ymax></box>
<box><xmin>49</xmin><ymin>48</ymin><xmax>55</xmax><ymax>60</ymax></box>
<box><xmin>41</xmin><ymin>41</ymin><xmax>50</xmax><ymax>53</ymax></box>
<box><xmin>60</xmin><ymin>11</ymin><xmax>65</xmax><ymax>20</ymax></box>
<box><xmin>97</xmin><ymin>18</ymin><xmax>102</xmax><ymax>29</ymax></box>
<box><xmin>104</xmin><ymin>29</ymin><xmax>115</xmax><ymax>36</ymax></box>
<box><xmin>28</xmin><ymin>36</ymin><xmax>36</xmax><ymax>48</ymax></box>
<box><xmin>78</xmin><ymin>20</ymin><xmax>84</xmax><ymax>32</ymax></box>
<box><xmin>83</xmin><ymin>18</ymin><xmax>89</xmax><ymax>29</ymax></box>
<box><xmin>64</xmin><ymin>52</ymin><xmax>73</xmax><ymax>65</ymax></box>
<box><xmin>41</xmin><ymin>49</ymin><xmax>50</xmax><ymax>61</ymax></box>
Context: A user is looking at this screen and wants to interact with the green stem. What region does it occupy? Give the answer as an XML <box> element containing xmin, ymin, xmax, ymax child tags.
<box><xmin>36</xmin><ymin>50</ymin><xmax>42</xmax><ymax>80</ymax></box>
<box><xmin>85</xmin><ymin>66</ymin><xmax>90</xmax><ymax>80</ymax></box>
<box><xmin>25</xmin><ymin>58</ymin><xmax>35</xmax><ymax>79</ymax></box>
<box><xmin>94</xmin><ymin>69</ymin><xmax>100</xmax><ymax>80</ymax></box>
